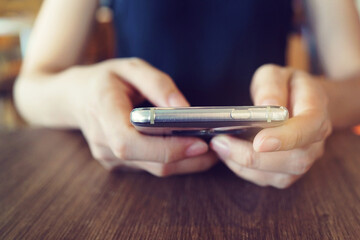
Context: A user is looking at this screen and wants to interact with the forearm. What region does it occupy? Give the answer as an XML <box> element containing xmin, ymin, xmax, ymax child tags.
<box><xmin>13</xmin><ymin>0</ymin><xmax>99</xmax><ymax>128</ymax></box>
<box><xmin>321</xmin><ymin>72</ymin><xmax>360</xmax><ymax>129</ymax></box>
<box><xmin>304</xmin><ymin>0</ymin><xmax>360</xmax><ymax>129</ymax></box>
<box><xmin>305</xmin><ymin>0</ymin><xmax>360</xmax><ymax>78</ymax></box>
<box><xmin>14</xmin><ymin>67</ymin><xmax>84</xmax><ymax>128</ymax></box>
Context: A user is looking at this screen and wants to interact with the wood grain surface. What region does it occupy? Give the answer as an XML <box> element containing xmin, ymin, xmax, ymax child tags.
<box><xmin>0</xmin><ymin>129</ymin><xmax>360</xmax><ymax>240</ymax></box>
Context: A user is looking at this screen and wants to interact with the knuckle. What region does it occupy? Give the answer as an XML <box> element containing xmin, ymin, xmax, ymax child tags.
<box><xmin>243</xmin><ymin>151</ymin><xmax>258</xmax><ymax>168</ymax></box>
<box><xmin>161</xmin><ymin>164</ymin><xmax>173</xmax><ymax>177</ymax></box>
<box><xmin>289</xmin><ymin>150</ymin><xmax>314</xmax><ymax>175</ymax></box>
<box><xmin>84</xmin><ymin>129</ymin><xmax>105</xmax><ymax>147</ymax></box>
<box><xmin>160</xmin><ymin>138</ymin><xmax>180</xmax><ymax>163</ymax></box>
<box><xmin>256</xmin><ymin>64</ymin><xmax>282</xmax><ymax>78</ymax></box>
<box><xmin>161</xmin><ymin>72</ymin><xmax>172</xmax><ymax>81</ymax></box>
<box><xmin>127</xmin><ymin>57</ymin><xmax>145</xmax><ymax>67</ymax></box>
<box><xmin>293</xmin><ymin>156</ymin><xmax>312</xmax><ymax>175</ymax></box>
<box><xmin>253</xmin><ymin>181</ymin><xmax>269</xmax><ymax>188</ymax></box>
<box><xmin>292</xmin><ymin>71</ymin><xmax>307</xmax><ymax>81</ymax></box>
<box><xmin>252</xmin><ymin>65</ymin><xmax>276</xmax><ymax>90</ymax></box>
<box><xmin>100</xmin><ymin>58</ymin><xmax>118</xmax><ymax>66</ymax></box>
<box><xmin>231</xmin><ymin>164</ymin><xmax>244</xmax><ymax>177</ymax></box>
<box><xmin>113</xmin><ymin>140</ymin><xmax>128</xmax><ymax>160</ymax></box>
<box><xmin>93</xmin><ymin>70</ymin><xmax>115</xmax><ymax>87</ymax></box>
<box><xmin>283</xmin><ymin>134</ymin><xmax>298</xmax><ymax>150</ymax></box>
<box><xmin>90</xmin><ymin>146</ymin><xmax>105</xmax><ymax>161</ymax></box>
<box><xmin>98</xmin><ymin>69</ymin><xmax>113</xmax><ymax>79</ymax></box>
<box><xmin>149</xmin><ymin>139</ymin><xmax>170</xmax><ymax>163</ymax></box>
<box><xmin>154</xmin><ymin>164</ymin><xmax>172</xmax><ymax>177</ymax></box>
<box><xmin>152</xmin><ymin>73</ymin><xmax>166</xmax><ymax>84</ymax></box>
<box><xmin>163</xmin><ymin>147</ymin><xmax>174</xmax><ymax>163</ymax></box>
<box><xmin>251</xmin><ymin>64</ymin><xmax>288</xmax><ymax>98</ymax></box>
<box><xmin>89</xmin><ymin>145</ymin><xmax>120</xmax><ymax>170</ymax></box>
<box><xmin>151</xmin><ymin>72</ymin><xmax>171</xmax><ymax>88</ymax></box>
<box><xmin>318</xmin><ymin>119</ymin><xmax>332</xmax><ymax>141</ymax></box>
<box><xmin>273</xmin><ymin>175</ymin><xmax>296</xmax><ymax>189</ymax></box>
<box><xmin>99</xmin><ymin>161</ymin><xmax>118</xmax><ymax>171</ymax></box>
<box><xmin>88</xmin><ymin>143</ymin><xmax>105</xmax><ymax>160</ymax></box>
<box><xmin>291</xmin><ymin>129</ymin><xmax>303</xmax><ymax>149</ymax></box>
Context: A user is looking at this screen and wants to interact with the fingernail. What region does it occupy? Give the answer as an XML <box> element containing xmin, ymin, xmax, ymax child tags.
<box><xmin>255</xmin><ymin>137</ymin><xmax>281</xmax><ymax>152</ymax></box>
<box><xmin>186</xmin><ymin>141</ymin><xmax>208</xmax><ymax>157</ymax></box>
<box><xmin>259</xmin><ymin>99</ymin><xmax>279</xmax><ymax>106</ymax></box>
<box><xmin>168</xmin><ymin>93</ymin><xmax>189</xmax><ymax>107</ymax></box>
<box><xmin>211</xmin><ymin>137</ymin><xmax>230</xmax><ymax>158</ymax></box>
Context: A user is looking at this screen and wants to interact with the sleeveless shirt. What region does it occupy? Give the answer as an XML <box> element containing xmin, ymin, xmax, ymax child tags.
<box><xmin>110</xmin><ymin>0</ymin><xmax>292</xmax><ymax>105</ymax></box>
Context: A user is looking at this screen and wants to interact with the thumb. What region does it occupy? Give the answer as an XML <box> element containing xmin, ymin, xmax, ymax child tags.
<box><xmin>103</xmin><ymin>58</ymin><xmax>190</xmax><ymax>107</ymax></box>
<box><xmin>250</xmin><ymin>64</ymin><xmax>292</xmax><ymax>106</ymax></box>
<box><xmin>253</xmin><ymin>71</ymin><xmax>332</xmax><ymax>152</ymax></box>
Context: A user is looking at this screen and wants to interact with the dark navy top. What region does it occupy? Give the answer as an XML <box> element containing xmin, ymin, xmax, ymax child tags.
<box><xmin>111</xmin><ymin>0</ymin><xmax>292</xmax><ymax>106</ymax></box>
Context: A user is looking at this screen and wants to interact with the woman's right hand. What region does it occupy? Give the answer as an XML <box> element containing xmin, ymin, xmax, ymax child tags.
<box><xmin>70</xmin><ymin>58</ymin><xmax>218</xmax><ymax>175</ymax></box>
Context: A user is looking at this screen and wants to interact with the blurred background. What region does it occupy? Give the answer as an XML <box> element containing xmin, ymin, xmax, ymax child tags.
<box><xmin>0</xmin><ymin>0</ymin><xmax>115</xmax><ymax>130</ymax></box>
<box><xmin>0</xmin><ymin>0</ymin><xmax>360</xmax><ymax>132</ymax></box>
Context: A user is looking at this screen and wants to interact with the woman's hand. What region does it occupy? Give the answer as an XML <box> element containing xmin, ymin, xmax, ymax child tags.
<box><xmin>210</xmin><ymin>64</ymin><xmax>332</xmax><ymax>188</ymax></box>
<box><xmin>71</xmin><ymin>58</ymin><xmax>218</xmax><ymax>175</ymax></box>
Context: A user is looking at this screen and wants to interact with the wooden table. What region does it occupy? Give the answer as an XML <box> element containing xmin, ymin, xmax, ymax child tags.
<box><xmin>0</xmin><ymin>129</ymin><xmax>359</xmax><ymax>239</ymax></box>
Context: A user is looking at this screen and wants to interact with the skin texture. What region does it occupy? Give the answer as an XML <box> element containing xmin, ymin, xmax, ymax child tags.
<box><xmin>211</xmin><ymin>65</ymin><xmax>331</xmax><ymax>188</ymax></box>
<box><xmin>14</xmin><ymin>0</ymin><xmax>360</xmax><ymax>187</ymax></box>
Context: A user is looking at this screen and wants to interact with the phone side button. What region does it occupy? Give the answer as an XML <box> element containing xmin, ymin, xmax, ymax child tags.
<box><xmin>231</xmin><ymin>110</ymin><xmax>251</xmax><ymax>120</ymax></box>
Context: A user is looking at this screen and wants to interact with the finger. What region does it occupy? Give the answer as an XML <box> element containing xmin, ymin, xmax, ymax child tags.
<box><xmin>109</xmin><ymin>128</ymin><xmax>210</xmax><ymax>163</ymax></box>
<box><xmin>88</xmin><ymin>142</ymin><xmax>124</xmax><ymax>170</ymax></box>
<box><xmin>211</xmin><ymin>135</ymin><xmax>324</xmax><ymax>175</ymax></box>
<box><xmin>79</xmin><ymin>106</ymin><xmax>123</xmax><ymax>170</ymax></box>
<box><xmin>254</xmin><ymin>114</ymin><xmax>331</xmax><ymax>152</ymax></box>
<box><xmin>130</xmin><ymin>152</ymin><xmax>219</xmax><ymax>177</ymax></box>
<box><xmin>88</xmin><ymin>141</ymin><xmax>140</xmax><ymax>170</ymax></box>
<box><xmin>103</xmin><ymin>58</ymin><xmax>190</xmax><ymax>107</ymax></box>
<box><xmin>222</xmin><ymin>159</ymin><xmax>300</xmax><ymax>189</ymax></box>
<box><xmin>97</xmin><ymin>85</ymin><xmax>208</xmax><ymax>163</ymax></box>
<box><xmin>253</xmin><ymin>72</ymin><xmax>332</xmax><ymax>152</ymax></box>
<box><xmin>89</xmin><ymin>140</ymin><xmax>217</xmax><ymax>174</ymax></box>
<box><xmin>250</xmin><ymin>64</ymin><xmax>292</xmax><ymax>106</ymax></box>
<box><xmin>89</xmin><ymin>142</ymin><xmax>144</xmax><ymax>171</ymax></box>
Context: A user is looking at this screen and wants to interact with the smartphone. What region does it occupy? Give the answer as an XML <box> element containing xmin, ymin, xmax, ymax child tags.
<box><xmin>130</xmin><ymin>106</ymin><xmax>288</xmax><ymax>136</ymax></box>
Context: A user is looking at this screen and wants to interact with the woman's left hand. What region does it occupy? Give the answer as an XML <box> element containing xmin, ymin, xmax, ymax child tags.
<box><xmin>210</xmin><ymin>64</ymin><xmax>332</xmax><ymax>188</ymax></box>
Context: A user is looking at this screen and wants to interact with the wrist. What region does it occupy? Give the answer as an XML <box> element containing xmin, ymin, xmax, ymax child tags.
<box><xmin>65</xmin><ymin>67</ymin><xmax>95</xmax><ymax>129</ymax></box>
